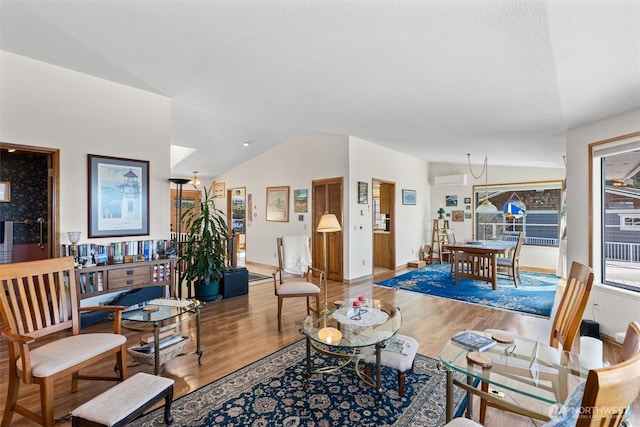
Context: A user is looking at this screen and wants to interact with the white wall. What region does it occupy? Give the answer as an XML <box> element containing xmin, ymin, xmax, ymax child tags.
<box><xmin>214</xmin><ymin>135</ymin><xmax>349</xmax><ymax>269</ymax></box>
<box><xmin>0</xmin><ymin>51</ymin><xmax>172</xmax><ymax>245</ymax></box>
<box><xmin>215</xmin><ymin>135</ymin><xmax>430</xmax><ymax>280</ymax></box>
<box><xmin>566</xmin><ymin>107</ymin><xmax>640</xmax><ymax>336</ymax></box>
<box><xmin>348</xmin><ymin>137</ymin><xmax>429</xmax><ymax>279</ymax></box>
<box><xmin>429</xmin><ymin>162</ymin><xmax>565</xmax><ymax>271</ymax></box>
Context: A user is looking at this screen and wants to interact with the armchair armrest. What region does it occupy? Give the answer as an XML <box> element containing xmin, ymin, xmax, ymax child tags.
<box><xmin>79</xmin><ymin>305</ymin><xmax>126</xmax><ymax>333</ymax></box>
<box><xmin>1</xmin><ymin>327</ymin><xmax>35</xmax><ymax>345</ymax></box>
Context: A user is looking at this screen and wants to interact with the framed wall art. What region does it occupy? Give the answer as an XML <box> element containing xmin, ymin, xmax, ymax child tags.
<box><xmin>358</xmin><ymin>181</ymin><xmax>368</xmax><ymax>204</ymax></box>
<box><xmin>452</xmin><ymin>210</ymin><xmax>464</xmax><ymax>222</ymax></box>
<box><xmin>294</xmin><ymin>189</ymin><xmax>308</xmax><ymax>212</ymax></box>
<box><xmin>446</xmin><ymin>195</ymin><xmax>458</xmax><ymax>206</ymax></box>
<box><xmin>213</xmin><ymin>181</ymin><xmax>225</xmax><ymax>198</ymax></box>
<box><xmin>0</xmin><ymin>182</ymin><xmax>10</xmax><ymax>202</ymax></box>
<box><xmin>402</xmin><ymin>189</ymin><xmax>416</xmax><ymax>205</ymax></box>
<box><xmin>88</xmin><ymin>154</ymin><xmax>149</xmax><ymax>238</ymax></box>
<box><xmin>266</xmin><ymin>186</ymin><xmax>289</xmax><ymax>222</ymax></box>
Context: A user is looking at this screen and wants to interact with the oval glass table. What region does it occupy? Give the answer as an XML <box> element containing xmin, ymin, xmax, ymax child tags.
<box><xmin>300</xmin><ymin>300</ymin><xmax>402</xmax><ymax>399</ymax></box>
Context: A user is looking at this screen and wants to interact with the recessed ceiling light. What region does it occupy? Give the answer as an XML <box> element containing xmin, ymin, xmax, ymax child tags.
<box><xmin>243</xmin><ymin>141</ymin><xmax>251</xmax><ymax>147</ymax></box>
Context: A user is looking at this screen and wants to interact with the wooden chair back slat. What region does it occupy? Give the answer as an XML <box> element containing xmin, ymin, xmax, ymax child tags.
<box><xmin>0</xmin><ymin>258</ymin><xmax>75</xmax><ymax>339</ymax></box>
<box><xmin>549</xmin><ymin>261</ymin><xmax>594</xmax><ymax>351</ymax></box>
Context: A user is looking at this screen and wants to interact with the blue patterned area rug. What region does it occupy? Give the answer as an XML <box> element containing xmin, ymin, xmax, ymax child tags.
<box><xmin>376</xmin><ymin>263</ymin><xmax>559</xmax><ymax>318</ymax></box>
<box><xmin>130</xmin><ymin>340</ymin><xmax>466</xmax><ymax>426</ymax></box>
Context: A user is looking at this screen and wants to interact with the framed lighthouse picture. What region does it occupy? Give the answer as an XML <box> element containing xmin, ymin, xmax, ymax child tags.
<box><xmin>88</xmin><ymin>154</ymin><xmax>150</xmax><ymax>238</ymax></box>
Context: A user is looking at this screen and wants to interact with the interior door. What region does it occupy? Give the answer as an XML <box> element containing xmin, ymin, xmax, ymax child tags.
<box><xmin>0</xmin><ymin>144</ymin><xmax>58</xmax><ymax>264</ymax></box>
<box><xmin>372</xmin><ymin>179</ymin><xmax>395</xmax><ymax>271</ymax></box>
<box><xmin>227</xmin><ymin>187</ymin><xmax>247</xmax><ymax>265</ymax></box>
<box><xmin>312</xmin><ymin>177</ymin><xmax>343</xmax><ymax>281</ymax></box>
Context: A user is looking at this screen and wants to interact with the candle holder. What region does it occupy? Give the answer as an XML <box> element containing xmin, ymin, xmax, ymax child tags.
<box><xmin>68</xmin><ymin>231</ymin><xmax>81</xmax><ymax>264</ymax></box>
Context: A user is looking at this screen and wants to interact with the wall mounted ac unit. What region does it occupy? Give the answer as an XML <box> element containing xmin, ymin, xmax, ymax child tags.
<box><xmin>434</xmin><ymin>174</ymin><xmax>467</xmax><ymax>187</ymax></box>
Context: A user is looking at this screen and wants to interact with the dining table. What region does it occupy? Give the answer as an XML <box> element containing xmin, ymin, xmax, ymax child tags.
<box><xmin>446</xmin><ymin>240</ymin><xmax>516</xmax><ymax>290</ymax></box>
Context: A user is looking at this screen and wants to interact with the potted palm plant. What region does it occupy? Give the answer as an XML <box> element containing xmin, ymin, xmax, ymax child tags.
<box><xmin>180</xmin><ymin>183</ymin><xmax>228</xmax><ymax>302</ymax></box>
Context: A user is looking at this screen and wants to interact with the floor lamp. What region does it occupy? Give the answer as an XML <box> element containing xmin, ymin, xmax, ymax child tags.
<box><xmin>317</xmin><ymin>212</ymin><xmax>341</xmax><ymax>314</ymax></box>
<box><xmin>169</xmin><ymin>178</ymin><xmax>191</xmax><ymax>299</ymax></box>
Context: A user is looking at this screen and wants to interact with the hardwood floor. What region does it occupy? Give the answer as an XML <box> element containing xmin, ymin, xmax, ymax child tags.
<box><xmin>0</xmin><ymin>264</ymin><xmax>637</xmax><ymax>426</ymax></box>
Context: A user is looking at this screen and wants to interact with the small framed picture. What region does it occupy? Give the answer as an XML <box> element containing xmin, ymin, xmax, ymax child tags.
<box><xmin>464</xmin><ymin>212</ymin><xmax>472</xmax><ymax>219</ymax></box>
<box><xmin>266</xmin><ymin>186</ymin><xmax>289</xmax><ymax>222</ymax></box>
<box><xmin>358</xmin><ymin>181</ymin><xmax>368</xmax><ymax>204</ymax></box>
<box><xmin>452</xmin><ymin>210</ymin><xmax>464</xmax><ymax>222</ymax></box>
<box><xmin>464</xmin><ymin>197</ymin><xmax>471</xmax><ymax>204</ymax></box>
<box><xmin>294</xmin><ymin>189</ymin><xmax>308</xmax><ymax>212</ymax></box>
<box><xmin>402</xmin><ymin>189</ymin><xmax>417</xmax><ymax>205</ymax></box>
<box><xmin>446</xmin><ymin>195</ymin><xmax>458</xmax><ymax>206</ymax></box>
<box><xmin>213</xmin><ymin>182</ymin><xmax>225</xmax><ymax>198</ymax></box>
<box><xmin>465</xmin><ymin>205</ymin><xmax>471</xmax><ymax>210</ymax></box>
<box><xmin>0</xmin><ymin>181</ymin><xmax>10</xmax><ymax>202</ymax></box>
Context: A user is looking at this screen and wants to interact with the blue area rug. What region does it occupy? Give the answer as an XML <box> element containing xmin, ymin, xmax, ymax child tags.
<box><xmin>131</xmin><ymin>340</ymin><xmax>466</xmax><ymax>426</ymax></box>
<box><xmin>376</xmin><ymin>263</ymin><xmax>559</xmax><ymax>318</ymax></box>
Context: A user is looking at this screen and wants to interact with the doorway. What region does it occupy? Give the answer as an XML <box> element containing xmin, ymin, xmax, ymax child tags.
<box><xmin>227</xmin><ymin>187</ymin><xmax>246</xmax><ymax>266</ymax></box>
<box><xmin>0</xmin><ymin>143</ymin><xmax>59</xmax><ymax>263</ymax></box>
<box><xmin>372</xmin><ymin>179</ymin><xmax>395</xmax><ymax>274</ymax></box>
<box><xmin>312</xmin><ymin>177</ymin><xmax>343</xmax><ymax>282</ymax></box>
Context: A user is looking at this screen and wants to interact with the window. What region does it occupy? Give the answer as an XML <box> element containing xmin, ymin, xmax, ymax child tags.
<box><xmin>592</xmin><ymin>136</ymin><xmax>640</xmax><ymax>292</ymax></box>
<box><xmin>472</xmin><ymin>181</ymin><xmax>563</xmax><ymax>246</ymax></box>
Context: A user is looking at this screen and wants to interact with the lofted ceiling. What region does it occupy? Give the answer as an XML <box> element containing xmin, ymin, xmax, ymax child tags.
<box><xmin>1</xmin><ymin>0</ymin><xmax>639</xmax><ymax>180</ymax></box>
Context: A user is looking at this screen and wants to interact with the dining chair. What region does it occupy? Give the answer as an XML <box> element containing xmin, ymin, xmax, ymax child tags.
<box><xmin>496</xmin><ymin>231</ymin><xmax>525</xmax><ymax>287</ymax></box>
<box><xmin>273</xmin><ymin>236</ymin><xmax>321</xmax><ymax>331</ymax></box>
<box><xmin>549</xmin><ymin>321</ymin><xmax>640</xmax><ymax>427</ymax></box>
<box><xmin>0</xmin><ymin>257</ymin><xmax>128</xmax><ymax>427</ymax></box>
<box><xmin>549</xmin><ymin>260</ymin><xmax>594</xmax><ymax>351</ymax></box>
<box><xmin>444</xmin><ymin>229</ymin><xmax>456</xmax><ymax>275</ymax></box>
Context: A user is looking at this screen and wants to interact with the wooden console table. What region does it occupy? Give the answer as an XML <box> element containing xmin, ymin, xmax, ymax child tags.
<box><xmin>75</xmin><ymin>259</ymin><xmax>176</xmax><ymax>302</ymax></box>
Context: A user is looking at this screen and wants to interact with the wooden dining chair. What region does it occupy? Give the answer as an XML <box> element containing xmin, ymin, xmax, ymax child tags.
<box><xmin>496</xmin><ymin>231</ymin><xmax>525</xmax><ymax>287</ymax></box>
<box><xmin>549</xmin><ymin>260</ymin><xmax>594</xmax><ymax>351</ymax></box>
<box><xmin>0</xmin><ymin>257</ymin><xmax>128</xmax><ymax>427</ymax></box>
<box><xmin>568</xmin><ymin>321</ymin><xmax>640</xmax><ymax>427</ymax></box>
<box><xmin>273</xmin><ymin>236</ymin><xmax>321</xmax><ymax>331</ymax></box>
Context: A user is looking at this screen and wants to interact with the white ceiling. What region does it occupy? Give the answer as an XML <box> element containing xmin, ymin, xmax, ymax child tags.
<box><xmin>1</xmin><ymin>0</ymin><xmax>639</xmax><ymax>180</ymax></box>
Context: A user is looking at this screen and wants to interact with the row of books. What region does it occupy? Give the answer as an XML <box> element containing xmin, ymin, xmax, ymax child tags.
<box><xmin>61</xmin><ymin>239</ymin><xmax>172</xmax><ymax>264</ymax></box>
<box><xmin>129</xmin><ymin>332</ymin><xmax>184</xmax><ymax>354</ymax></box>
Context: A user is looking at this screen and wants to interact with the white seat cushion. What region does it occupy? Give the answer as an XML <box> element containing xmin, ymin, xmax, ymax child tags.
<box><xmin>444</xmin><ymin>418</ymin><xmax>483</xmax><ymax>427</ymax></box>
<box><xmin>364</xmin><ymin>334</ymin><xmax>419</xmax><ymax>372</ymax></box>
<box><xmin>72</xmin><ymin>372</ymin><xmax>174</xmax><ymax>426</ymax></box>
<box><xmin>276</xmin><ymin>281</ymin><xmax>320</xmax><ymax>296</ymax></box>
<box><xmin>20</xmin><ymin>333</ymin><xmax>126</xmax><ymax>378</ymax></box>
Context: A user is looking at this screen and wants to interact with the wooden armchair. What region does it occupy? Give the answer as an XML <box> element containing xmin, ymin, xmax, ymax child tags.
<box><xmin>273</xmin><ymin>236</ymin><xmax>321</xmax><ymax>331</ymax></box>
<box><xmin>0</xmin><ymin>257</ymin><xmax>128</xmax><ymax>427</ymax></box>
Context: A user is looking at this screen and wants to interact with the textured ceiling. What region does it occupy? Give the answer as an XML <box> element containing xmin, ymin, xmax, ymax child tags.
<box><xmin>1</xmin><ymin>0</ymin><xmax>639</xmax><ymax>179</ymax></box>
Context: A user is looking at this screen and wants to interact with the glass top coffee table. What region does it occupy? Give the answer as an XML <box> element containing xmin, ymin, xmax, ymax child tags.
<box><xmin>300</xmin><ymin>299</ymin><xmax>402</xmax><ymax>399</ymax></box>
<box><xmin>121</xmin><ymin>298</ymin><xmax>203</xmax><ymax>375</ymax></box>
<box><xmin>439</xmin><ymin>330</ymin><xmax>586</xmax><ymax>423</ymax></box>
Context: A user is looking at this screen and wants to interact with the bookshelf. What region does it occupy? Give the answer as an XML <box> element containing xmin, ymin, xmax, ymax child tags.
<box><xmin>75</xmin><ymin>259</ymin><xmax>176</xmax><ymax>301</ymax></box>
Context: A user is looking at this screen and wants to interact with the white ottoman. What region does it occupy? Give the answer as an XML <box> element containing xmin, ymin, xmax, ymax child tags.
<box><xmin>71</xmin><ymin>372</ymin><xmax>174</xmax><ymax>426</ymax></box>
<box><xmin>364</xmin><ymin>334</ymin><xmax>419</xmax><ymax>396</ymax></box>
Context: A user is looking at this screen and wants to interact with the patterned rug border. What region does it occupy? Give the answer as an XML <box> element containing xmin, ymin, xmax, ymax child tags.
<box><xmin>131</xmin><ymin>339</ymin><xmax>467</xmax><ymax>426</ymax></box>
<box><xmin>375</xmin><ymin>263</ymin><xmax>559</xmax><ymax>318</ymax></box>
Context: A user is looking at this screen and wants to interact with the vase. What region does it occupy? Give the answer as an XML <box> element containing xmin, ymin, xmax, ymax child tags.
<box><xmin>194</xmin><ymin>280</ymin><xmax>220</xmax><ymax>302</ymax></box>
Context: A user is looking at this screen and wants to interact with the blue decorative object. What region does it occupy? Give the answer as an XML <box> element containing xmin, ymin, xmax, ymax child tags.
<box><xmin>376</xmin><ymin>263</ymin><xmax>559</xmax><ymax>317</ymax></box>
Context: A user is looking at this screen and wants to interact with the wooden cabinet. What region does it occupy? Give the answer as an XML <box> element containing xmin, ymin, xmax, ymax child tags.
<box><xmin>75</xmin><ymin>259</ymin><xmax>176</xmax><ymax>301</ymax></box>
